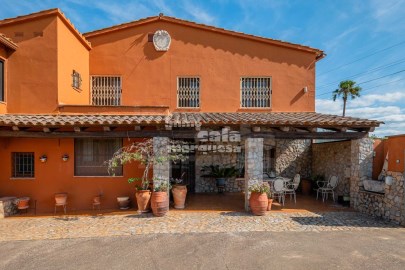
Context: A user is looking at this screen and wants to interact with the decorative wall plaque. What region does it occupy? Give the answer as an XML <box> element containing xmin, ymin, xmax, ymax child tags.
<box><xmin>152</xmin><ymin>30</ymin><xmax>171</xmax><ymax>51</ymax></box>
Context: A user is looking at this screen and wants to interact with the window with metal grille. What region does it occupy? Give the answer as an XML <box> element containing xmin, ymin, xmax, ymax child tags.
<box><xmin>240</xmin><ymin>77</ymin><xmax>271</xmax><ymax>108</ymax></box>
<box><xmin>91</xmin><ymin>76</ymin><xmax>122</xmax><ymax>106</ymax></box>
<box><xmin>0</xmin><ymin>59</ymin><xmax>4</xmax><ymax>102</ymax></box>
<box><xmin>12</xmin><ymin>152</ymin><xmax>35</xmax><ymax>178</ymax></box>
<box><xmin>177</xmin><ymin>77</ymin><xmax>200</xmax><ymax>108</ymax></box>
<box><xmin>74</xmin><ymin>138</ymin><xmax>122</xmax><ymax>176</ymax></box>
<box><xmin>72</xmin><ymin>70</ymin><xmax>82</xmax><ymax>89</ymax></box>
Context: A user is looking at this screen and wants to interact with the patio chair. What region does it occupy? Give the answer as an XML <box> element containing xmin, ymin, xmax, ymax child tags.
<box><xmin>272</xmin><ymin>179</ymin><xmax>285</xmax><ymax>206</ymax></box>
<box><xmin>283</xmin><ymin>174</ymin><xmax>300</xmax><ymax>204</ymax></box>
<box><xmin>318</xmin><ymin>176</ymin><xmax>339</xmax><ymax>202</ymax></box>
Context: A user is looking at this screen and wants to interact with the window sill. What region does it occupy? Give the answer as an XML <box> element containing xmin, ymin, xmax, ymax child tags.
<box><xmin>10</xmin><ymin>178</ymin><xmax>35</xmax><ymax>180</ymax></box>
<box><xmin>73</xmin><ymin>175</ymin><xmax>124</xmax><ymax>178</ymax></box>
<box><xmin>0</xmin><ymin>101</ymin><xmax>6</xmax><ymax>105</ymax></box>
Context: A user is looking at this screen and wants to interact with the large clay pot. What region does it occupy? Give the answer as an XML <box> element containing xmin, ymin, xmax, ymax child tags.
<box><xmin>17</xmin><ymin>197</ymin><xmax>30</xmax><ymax>209</ymax></box>
<box><xmin>135</xmin><ymin>190</ymin><xmax>151</xmax><ymax>213</ymax></box>
<box><xmin>151</xmin><ymin>191</ymin><xmax>169</xmax><ymax>217</ymax></box>
<box><xmin>172</xmin><ymin>185</ymin><xmax>187</xmax><ymax>209</ymax></box>
<box><xmin>249</xmin><ymin>192</ymin><xmax>268</xmax><ymax>216</ymax></box>
<box><xmin>301</xmin><ymin>179</ymin><xmax>312</xmax><ymax>195</ymax></box>
<box><xmin>55</xmin><ymin>193</ymin><xmax>67</xmax><ymax>204</ymax></box>
<box><xmin>267</xmin><ymin>199</ymin><xmax>273</xmax><ymax>211</ymax></box>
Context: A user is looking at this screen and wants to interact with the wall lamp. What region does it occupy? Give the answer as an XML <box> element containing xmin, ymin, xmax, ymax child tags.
<box><xmin>62</xmin><ymin>154</ymin><xmax>69</xmax><ymax>162</ymax></box>
<box><xmin>39</xmin><ymin>155</ymin><xmax>47</xmax><ymax>163</ymax></box>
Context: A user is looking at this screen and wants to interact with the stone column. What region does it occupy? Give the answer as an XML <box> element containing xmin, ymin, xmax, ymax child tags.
<box><xmin>153</xmin><ymin>137</ymin><xmax>171</xmax><ymax>188</ymax></box>
<box><xmin>244</xmin><ymin>138</ymin><xmax>264</xmax><ymax>211</ymax></box>
<box><xmin>350</xmin><ymin>138</ymin><xmax>373</xmax><ymax>208</ymax></box>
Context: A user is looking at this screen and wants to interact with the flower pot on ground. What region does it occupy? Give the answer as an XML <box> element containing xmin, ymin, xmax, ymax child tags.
<box><xmin>248</xmin><ymin>183</ymin><xmax>270</xmax><ymax>216</ymax></box>
<box><xmin>301</xmin><ymin>178</ymin><xmax>312</xmax><ymax>196</ymax></box>
<box><xmin>17</xmin><ymin>197</ymin><xmax>30</xmax><ymax>210</ymax></box>
<box><xmin>135</xmin><ymin>190</ymin><xmax>151</xmax><ymax>213</ymax></box>
<box><xmin>151</xmin><ymin>181</ymin><xmax>170</xmax><ymax>217</ymax></box>
<box><xmin>172</xmin><ymin>185</ymin><xmax>187</xmax><ymax>209</ymax></box>
<box><xmin>117</xmin><ymin>196</ymin><xmax>130</xmax><ymax>210</ymax></box>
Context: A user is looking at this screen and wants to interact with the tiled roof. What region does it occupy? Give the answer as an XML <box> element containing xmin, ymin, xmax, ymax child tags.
<box><xmin>84</xmin><ymin>15</ymin><xmax>324</xmax><ymax>58</ymax></box>
<box><xmin>0</xmin><ymin>33</ymin><xmax>18</xmax><ymax>50</ymax></box>
<box><xmin>0</xmin><ymin>113</ymin><xmax>382</xmax><ymax>128</ymax></box>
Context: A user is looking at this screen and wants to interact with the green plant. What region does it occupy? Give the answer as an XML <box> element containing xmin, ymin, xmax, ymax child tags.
<box><xmin>107</xmin><ymin>139</ymin><xmax>185</xmax><ymax>190</ymax></box>
<box><xmin>153</xmin><ymin>181</ymin><xmax>171</xmax><ymax>192</ymax></box>
<box><xmin>248</xmin><ymin>183</ymin><xmax>270</xmax><ymax>194</ymax></box>
<box><xmin>201</xmin><ymin>165</ymin><xmax>239</xmax><ymax>178</ymax></box>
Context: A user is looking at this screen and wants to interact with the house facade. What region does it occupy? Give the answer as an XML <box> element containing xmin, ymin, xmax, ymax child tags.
<box><xmin>0</xmin><ymin>9</ymin><xmax>382</xmax><ymax>214</ymax></box>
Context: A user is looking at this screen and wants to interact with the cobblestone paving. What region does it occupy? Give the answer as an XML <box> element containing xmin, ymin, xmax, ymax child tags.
<box><xmin>0</xmin><ymin>211</ymin><xmax>403</xmax><ymax>241</ymax></box>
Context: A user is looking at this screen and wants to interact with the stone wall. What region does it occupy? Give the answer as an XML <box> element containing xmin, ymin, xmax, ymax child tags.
<box><xmin>357</xmin><ymin>171</ymin><xmax>405</xmax><ymax>225</ymax></box>
<box><xmin>153</xmin><ymin>137</ymin><xmax>171</xmax><ymax>188</ymax></box>
<box><xmin>275</xmin><ymin>139</ymin><xmax>312</xmax><ymax>179</ymax></box>
<box><xmin>0</xmin><ymin>197</ymin><xmax>18</xmax><ymax>218</ymax></box>
<box><xmin>244</xmin><ymin>138</ymin><xmax>264</xmax><ymax>210</ymax></box>
<box><xmin>312</xmin><ymin>140</ymin><xmax>352</xmax><ymax>196</ymax></box>
<box><xmin>195</xmin><ymin>151</ymin><xmax>243</xmax><ymax>193</ymax></box>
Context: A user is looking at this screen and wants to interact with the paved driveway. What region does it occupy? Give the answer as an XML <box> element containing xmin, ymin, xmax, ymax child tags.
<box><xmin>1</xmin><ymin>230</ymin><xmax>405</xmax><ymax>270</ymax></box>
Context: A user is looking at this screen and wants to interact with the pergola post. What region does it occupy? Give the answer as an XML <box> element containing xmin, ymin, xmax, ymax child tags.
<box><xmin>244</xmin><ymin>137</ymin><xmax>264</xmax><ymax>211</ymax></box>
<box><xmin>153</xmin><ymin>137</ymin><xmax>171</xmax><ymax>188</ymax></box>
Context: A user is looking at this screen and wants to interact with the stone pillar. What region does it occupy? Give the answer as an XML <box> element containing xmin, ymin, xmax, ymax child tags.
<box><xmin>350</xmin><ymin>138</ymin><xmax>373</xmax><ymax>208</ymax></box>
<box><xmin>244</xmin><ymin>138</ymin><xmax>263</xmax><ymax>211</ymax></box>
<box><xmin>153</xmin><ymin>137</ymin><xmax>171</xmax><ymax>188</ymax></box>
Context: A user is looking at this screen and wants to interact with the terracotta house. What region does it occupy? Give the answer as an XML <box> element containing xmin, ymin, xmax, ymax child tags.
<box><xmin>0</xmin><ymin>9</ymin><xmax>382</xmax><ymax>214</ymax></box>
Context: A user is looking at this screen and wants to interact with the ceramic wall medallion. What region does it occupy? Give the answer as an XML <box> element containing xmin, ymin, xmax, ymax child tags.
<box><xmin>153</xmin><ymin>30</ymin><xmax>171</xmax><ymax>51</ymax></box>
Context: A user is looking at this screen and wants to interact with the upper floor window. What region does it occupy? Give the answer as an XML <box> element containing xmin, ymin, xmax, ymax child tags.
<box><xmin>12</xmin><ymin>152</ymin><xmax>35</xmax><ymax>178</ymax></box>
<box><xmin>240</xmin><ymin>77</ymin><xmax>271</xmax><ymax>108</ymax></box>
<box><xmin>72</xmin><ymin>70</ymin><xmax>82</xmax><ymax>89</ymax></box>
<box><xmin>91</xmin><ymin>76</ymin><xmax>122</xmax><ymax>106</ymax></box>
<box><xmin>74</xmin><ymin>138</ymin><xmax>122</xmax><ymax>176</ymax></box>
<box><xmin>177</xmin><ymin>77</ymin><xmax>200</xmax><ymax>108</ymax></box>
<box><xmin>0</xmin><ymin>59</ymin><xmax>4</xmax><ymax>102</ymax></box>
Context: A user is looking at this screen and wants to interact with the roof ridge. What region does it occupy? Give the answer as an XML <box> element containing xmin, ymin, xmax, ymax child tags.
<box><xmin>0</xmin><ymin>8</ymin><xmax>91</xmax><ymax>50</ymax></box>
<box><xmin>84</xmin><ymin>14</ymin><xmax>324</xmax><ymax>57</ymax></box>
<box><xmin>0</xmin><ymin>33</ymin><xmax>18</xmax><ymax>50</ymax></box>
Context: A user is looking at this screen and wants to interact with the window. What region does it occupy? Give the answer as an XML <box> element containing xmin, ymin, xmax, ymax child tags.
<box><xmin>72</xmin><ymin>70</ymin><xmax>82</xmax><ymax>89</ymax></box>
<box><xmin>177</xmin><ymin>77</ymin><xmax>200</xmax><ymax>108</ymax></box>
<box><xmin>0</xmin><ymin>59</ymin><xmax>4</xmax><ymax>102</ymax></box>
<box><xmin>12</xmin><ymin>152</ymin><xmax>35</xmax><ymax>178</ymax></box>
<box><xmin>241</xmin><ymin>77</ymin><xmax>271</xmax><ymax>108</ymax></box>
<box><xmin>91</xmin><ymin>76</ymin><xmax>122</xmax><ymax>106</ymax></box>
<box><xmin>74</xmin><ymin>138</ymin><xmax>122</xmax><ymax>176</ymax></box>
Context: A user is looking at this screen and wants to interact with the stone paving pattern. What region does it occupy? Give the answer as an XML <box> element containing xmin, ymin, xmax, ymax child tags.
<box><xmin>0</xmin><ymin>211</ymin><xmax>402</xmax><ymax>242</ymax></box>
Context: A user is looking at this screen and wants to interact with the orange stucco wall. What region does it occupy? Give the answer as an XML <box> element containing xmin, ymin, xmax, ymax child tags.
<box><xmin>87</xmin><ymin>21</ymin><xmax>316</xmax><ymax>113</ymax></box>
<box><xmin>0</xmin><ymin>138</ymin><xmax>145</xmax><ymax>213</ymax></box>
<box><xmin>57</xmin><ymin>16</ymin><xmax>90</xmax><ymax>106</ymax></box>
<box><xmin>0</xmin><ymin>16</ymin><xmax>59</xmax><ymax>113</ymax></box>
<box><xmin>0</xmin><ymin>45</ymin><xmax>7</xmax><ymax>113</ymax></box>
<box><xmin>373</xmin><ymin>136</ymin><xmax>405</xmax><ymax>174</ymax></box>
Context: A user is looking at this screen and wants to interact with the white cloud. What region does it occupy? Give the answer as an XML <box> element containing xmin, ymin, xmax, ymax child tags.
<box><xmin>349</xmin><ymin>91</ymin><xmax>405</xmax><ymax>107</ymax></box>
<box><xmin>369</xmin><ymin>0</ymin><xmax>405</xmax><ymax>32</ymax></box>
<box><xmin>181</xmin><ymin>1</ymin><xmax>216</xmax><ymax>24</ymax></box>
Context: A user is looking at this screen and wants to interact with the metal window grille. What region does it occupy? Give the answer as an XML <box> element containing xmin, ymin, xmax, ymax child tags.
<box><xmin>91</xmin><ymin>76</ymin><xmax>122</xmax><ymax>106</ymax></box>
<box><xmin>74</xmin><ymin>138</ymin><xmax>123</xmax><ymax>176</ymax></box>
<box><xmin>240</xmin><ymin>77</ymin><xmax>271</xmax><ymax>108</ymax></box>
<box><xmin>177</xmin><ymin>77</ymin><xmax>200</xmax><ymax>108</ymax></box>
<box><xmin>72</xmin><ymin>70</ymin><xmax>82</xmax><ymax>89</ymax></box>
<box><xmin>0</xmin><ymin>60</ymin><xmax>4</xmax><ymax>102</ymax></box>
<box><xmin>12</xmin><ymin>152</ymin><xmax>35</xmax><ymax>178</ymax></box>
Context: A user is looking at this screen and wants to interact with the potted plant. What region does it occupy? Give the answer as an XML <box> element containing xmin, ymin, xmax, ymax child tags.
<box><xmin>151</xmin><ymin>181</ymin><xmax>171</xmax><ymax>217</ymax></box>
<box><xmin>201</xmin><ymin>165</ymin><xmax>239</xmax><ymax>189</ymax></box>
<box><xmin>107</xmin><ymin>138</ymin><xmax>185</xmax><ymax>214</ymax></box>
<box><xmin>171</xmin><ymin>176</ymin><xmax>188</xmax><ymax>209</ymax></box>
<box><xmin>248</xmin><ymin>183</ymin><xmax>270</xmax><ymax>216</ymax></box>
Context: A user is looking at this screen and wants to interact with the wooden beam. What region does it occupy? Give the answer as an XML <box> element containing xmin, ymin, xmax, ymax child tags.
<box><xmin>103</xmin><ymin>126</ymin><xmax>111</xmax><ymax>132</ymax></box>
<box><xmin>43</xmin><ymin>127</ymin><xmax>51</xmax><ymax>133</ymax></box>
<box><xmin>12</xmin><ymin>126</ymin><xmax>19</xmax><ymax>131</ymax></box>
<box><xmin>252</xmin><ymin>126</ymin><xmax>261</xmax><ymax>132</ymax></box>
<box><xmin>279</xmin><ymin>126</ymin><xmax>290</xmax><ymax>132</ymax></box>
<box><xmin>250</xmin><ymin>131</ymin><xmax>368</xmax><ymax>140</ymax></box>
<box><xmin>74</xmin><ymin>127</ymin><xmax>81</xmax><ymax>133</ymax></box>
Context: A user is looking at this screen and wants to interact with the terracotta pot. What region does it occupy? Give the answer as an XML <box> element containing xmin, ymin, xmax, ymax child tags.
<box><xmin>249</xmin><ymin>192</ymin><xmax>268</xmax><ymax>216</ymax></box>
<box><xmin>172</xmin><ymin>185</ymin><xmax>187</xmax><ymax>209</ymax></box>
<box><xmin>117</xmin><ymin>196</ymin><xmax>130</xmax><ymax>209</ymax></box>
<box><xmin>17</xmin><ymin>197</ymin><xmax>30</xmax><ymax>209</ymax></box>
<box><xmin>151</xmin><ymin>191</ymin><xmax>169</xmax><ymax>217</ymax></box>
<box><xmin>55</xmin><ymin>193</ymin><xmax>67</xmax><ymax>204</ymax></box>
<box><xmin>135</xmin><ymin>190</ymin><xmax>151</xmax><ymax>213</ymax></box>
<box><xmin>267</xmin><ymin>199</ymin><xmax>273</xmax><ymax>211</ymax></box>
<box><xmin>301</xmin><ymin>179</ymin><xmax>312</xmax><ymax>195</ymax></box>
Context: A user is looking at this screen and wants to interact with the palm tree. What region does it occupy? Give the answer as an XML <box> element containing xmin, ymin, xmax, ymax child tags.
<box><xmin>332</xmin><ymin>80</ymin><xmax>362</xmax><ymax>117</ymax></box>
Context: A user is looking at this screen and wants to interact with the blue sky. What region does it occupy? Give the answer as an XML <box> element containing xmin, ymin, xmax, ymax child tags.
<box><xmin>1</xmin><ymin>0</ymin><xmax>405</xmax><ymax>137</ymax></box>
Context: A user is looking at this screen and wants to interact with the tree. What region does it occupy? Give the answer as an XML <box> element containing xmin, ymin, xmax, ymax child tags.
<box><xmin>332</xmin><ymin>80</ymin><xmax>362</xmax><ymax>117</ymax></box>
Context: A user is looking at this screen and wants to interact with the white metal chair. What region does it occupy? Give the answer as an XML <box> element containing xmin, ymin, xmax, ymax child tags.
<box><xmin>272</xmin><ymin>179</ymin><xmax>285</xmax><ymax>206</ymax></box>
<box><xmin>283</xmin><ymin>174</ymin><xmax>300</xmax><ymax>204</ymax></box>
<box><xmin>318</xmin><ymin>176</ymin><xmax>339</xmax><ymax>202</ymax></box>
